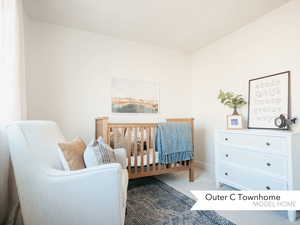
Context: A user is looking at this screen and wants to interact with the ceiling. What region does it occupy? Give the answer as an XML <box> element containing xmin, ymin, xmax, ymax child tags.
<box><xmin>24</xmin><ymin>0</ymin><xmax>291</xmax><ymax>52</ymax></box>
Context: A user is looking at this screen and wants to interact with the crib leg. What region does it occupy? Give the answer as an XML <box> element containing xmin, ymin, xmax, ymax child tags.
<box><xmin>189</xmin><ymin>161</ymin><xmax>194</xmax><ymax>182</ymax></box>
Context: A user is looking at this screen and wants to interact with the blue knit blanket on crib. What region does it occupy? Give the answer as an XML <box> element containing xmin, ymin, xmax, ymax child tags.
<box><xmin>155</xmin><ymin>122</ymin><xmax>193</xmax><ymax>163</ymax></box>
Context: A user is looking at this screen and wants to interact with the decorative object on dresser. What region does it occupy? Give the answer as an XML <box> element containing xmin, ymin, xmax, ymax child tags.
<box><xmin>218</xmin><ymin>90</ymin><xmax>247</xmax><ymax>129</ymax></box>
<box><xmin>274</xmin><ymin>114</ymin><xmax>297</xmax><ymax>129</ymax></box>
<box><xmin>215</xmin><ymin>129</ymin><xmax>300</xmax><ymax>222</ymax></box>
<box><xmin>226</xmin><ymin>114</ymin><xmax>243</xmax><ymax>130</ymax></box>
<box><xmin>95</xmin><ymin>117</ymin><xmax>195</xmax><ymax>181</ymax></box>
<box><xmin>248</xmin><ymin>71</ymin><xmax>290</xmax><ymax>130</ymax></box>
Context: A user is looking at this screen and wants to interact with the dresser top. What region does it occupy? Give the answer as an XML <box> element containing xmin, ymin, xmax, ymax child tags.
<box><xmin>216</xmin><ymin>129</ymin><xmax>300</xmax><ymax>137</ymax></box>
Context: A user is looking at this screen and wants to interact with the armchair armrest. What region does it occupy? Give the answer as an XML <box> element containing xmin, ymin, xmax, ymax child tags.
<box><xmin>43</xmin><ymin>163</ymin><xmax>125</xmax><ymax>225</ymax></box>
<box><xmin>46</xmin><ymin>163</ymin><xmax>121</xmax><ymax>177</ymax></box>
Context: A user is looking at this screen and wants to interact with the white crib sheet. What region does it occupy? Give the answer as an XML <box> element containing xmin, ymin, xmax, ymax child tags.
<box><xmin>126</xmin><ymin>150</ymin><xmax>159</xmax><ymax>167</ymax></box>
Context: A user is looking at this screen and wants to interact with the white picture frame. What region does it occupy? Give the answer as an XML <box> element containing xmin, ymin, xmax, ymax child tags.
<box><xmin>227</xmin><ymin>115</ymin><xmax>243</xmax><ymax>129</ymax></box>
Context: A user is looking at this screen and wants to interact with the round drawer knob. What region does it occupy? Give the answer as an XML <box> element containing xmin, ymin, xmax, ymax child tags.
<box><xmin>225</xmin><ymin>172</ymin><xmax>228</xmax><ymax>176</ymax></box>
<box><xmin>266</xmin><ymin>162</ymin><xmax>271</xmax><ymax>167</ymax></box>
<box><xmin>266</xmin><ymin>186</ymin><xmax>271</xmax><ymax>190</ymax></box>
<box><xmin>225</xmin><ymin>138</ymin><xmax>229</xmax><ymax>141</ymax></box>
<box><xmin>266</xmin><ymin>142</ymin><xmax>271</xmax><ymax>146</ymax></box>
<box><xmin>225</xmin><ymin>154</ymin><xmax>229</xmax><ymax>158</ymax></box>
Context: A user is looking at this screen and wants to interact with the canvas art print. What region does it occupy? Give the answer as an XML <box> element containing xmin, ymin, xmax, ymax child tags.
<box><xmin>248</xmin><ymin>71</ymin><xmax>290</xmax><ymax>129</ymax></box>
<box><xmin>111</xmin><ymin>78</ymin><xmax>159</xmax><ymax>113</ymax></box>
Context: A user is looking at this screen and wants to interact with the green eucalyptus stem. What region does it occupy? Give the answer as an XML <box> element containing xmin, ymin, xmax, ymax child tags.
<box><xmin>218</xmin><ymin>90</ymin><xmax>247</xmax><ymax>115</ymax></box>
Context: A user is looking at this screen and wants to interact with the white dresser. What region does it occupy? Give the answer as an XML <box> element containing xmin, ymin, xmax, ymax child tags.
<box><xmin>215</xmin><ymin>129</ymin><xmax>300</xmax><ymax>222</ymax></box>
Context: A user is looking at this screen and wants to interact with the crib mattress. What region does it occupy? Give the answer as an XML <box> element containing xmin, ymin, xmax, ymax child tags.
<box><xmin>126</xmin><ymin>150</ymin><xmax>159</xmax><ymax>167</ymax></box>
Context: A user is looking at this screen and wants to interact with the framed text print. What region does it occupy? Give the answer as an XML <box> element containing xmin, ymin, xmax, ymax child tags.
<box><xmin>248</xmin><ymin>71</ymin><xmax>290</xmax><ymax>130</ymax></box>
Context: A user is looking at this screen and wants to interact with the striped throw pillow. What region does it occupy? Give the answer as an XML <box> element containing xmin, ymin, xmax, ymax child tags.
<box><xmin>84</xmin><ymin>137</ymin><xmax>116</xmax><ymax>167</ymax></box>
<box><xmin>95</xmin><ymin>137</ymin><xmax>116</xmax><ymax>164</ymax></box>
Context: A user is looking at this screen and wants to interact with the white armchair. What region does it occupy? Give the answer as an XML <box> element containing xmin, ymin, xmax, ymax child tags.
<box><xmin>6</xmin><ymin>121</ymin><xmax>128</xmax><ymax>225</ymax></box>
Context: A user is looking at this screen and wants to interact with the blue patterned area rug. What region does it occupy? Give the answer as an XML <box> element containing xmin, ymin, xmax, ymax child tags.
<box><xmin>125</xmin><ymin>177</ymin><xmax>236</xmax><ymax>225</ymax></box>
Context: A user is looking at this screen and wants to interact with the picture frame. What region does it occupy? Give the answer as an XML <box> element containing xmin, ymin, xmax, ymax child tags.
<box><xmin>111</xmin><ymin>78</ymin><xmax>159</xmax><ymax>114</ymax></box>
<box><xmin>227</xmin><ymin>115</ymin><xmax>243</xmax><ymax>130</ymax></box>
<box><xmin>247</xmin><ymin>71</ymin><xmax>290</xmax><ymax>130</ymax></box>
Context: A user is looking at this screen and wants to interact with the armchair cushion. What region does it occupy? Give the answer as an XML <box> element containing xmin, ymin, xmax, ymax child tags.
<box><xmin>58</xmin><ymin>137</ymin><xmax>86</xmax><ymax>170</ymax></box>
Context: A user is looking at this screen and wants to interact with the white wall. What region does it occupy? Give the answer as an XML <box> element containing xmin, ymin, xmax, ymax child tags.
<box><xmin>25</xmin><ymin>0</ymin><xmax>300</xmax><ymax>175</ymax></box>
<box><xmin>25</xmin><ymin>20</ymin><xmax>192</xmax><ymax>142</ymax></box>
<box><xmin>191</xmin><ymin>0</ymin><xmax>300</xmax><ymax>173</ymax></box>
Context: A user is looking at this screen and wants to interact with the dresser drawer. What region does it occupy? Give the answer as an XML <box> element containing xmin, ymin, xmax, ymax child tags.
<box><xmin>218</xmin><ymin>163</ymin><xmax>287</xmax><ymax>190</ymax></box>
<box><xmin>219</xmin><ymin>146</ymin><xmax>287</xmax><ymax>178</ymax></box>
<box><xmin>217</xmin><ymin>132</ymin><xmax>286</xmax><ymax>154</ymax></box>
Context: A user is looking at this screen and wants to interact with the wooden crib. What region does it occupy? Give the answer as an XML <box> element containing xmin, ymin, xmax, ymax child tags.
<box><xmin>95</xmin><ymin>117</ymin><xmax>194</xmax><ymax>182</ymax></box>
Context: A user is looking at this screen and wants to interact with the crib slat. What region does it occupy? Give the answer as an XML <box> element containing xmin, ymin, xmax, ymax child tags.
<box><xmin>134</xmin><ymin>128</ymin><xmax>138</xmax><ymax>173</ymax></box>
<box><xmin>121</xmin><ymin>127</ymin><xmax>126</xmax><ymax>146</ymax></box>
<box><xmin>127</xmin><ymin>128</ymin><xmax>132</xmax><ymax>174</ymax></box>
<box><xmin>146</xmin><ymin>127</ymin><xmax>150</xmax><ymax>171</ymax></box>
<box><xmin>107</xmin><ymin>128</ymin><xmax>111</xmax><ymax>147</ymax></box>
<box><xmin>152</xmin><ymin>127</ymin><xmax>156</xmax><ymax>171</ymax></box>
<box><xmin>140</xmin><ymin>127</ymin><xmax>144</xmax><ymax>173</ymax></box>
<box><xmin>113</xmin><ymin>128</ymin><xmax>117</xmax><ymax>149</ymax></box>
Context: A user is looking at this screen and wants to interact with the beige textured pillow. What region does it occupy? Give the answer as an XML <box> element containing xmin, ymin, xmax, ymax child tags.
<box><xmin>58</xmin><ymin>137</ymin><xmax>86</xmax><ymax>170</ymax></box>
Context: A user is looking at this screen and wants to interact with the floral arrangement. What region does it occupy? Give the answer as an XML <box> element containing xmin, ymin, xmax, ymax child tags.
<box><xmin>218</xmin><ymin>90</ymin><xmax>247</xmax><ymax>115</ymax></box>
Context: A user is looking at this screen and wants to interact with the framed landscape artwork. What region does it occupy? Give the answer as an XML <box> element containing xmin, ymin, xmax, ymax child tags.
<box><xmin>111</xmin><ymin>78</ymin><xmax>159</xmax><ymax>113</ymax></box>
<box><xmin>248</xmin><ymin>71</ymin><xmax>290</xmax><ymax>130</ymax></box>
